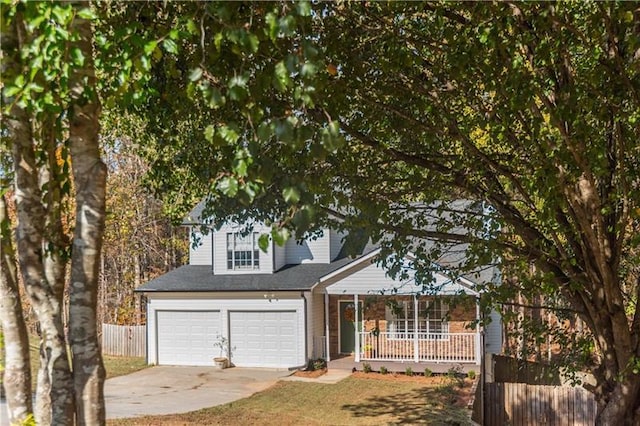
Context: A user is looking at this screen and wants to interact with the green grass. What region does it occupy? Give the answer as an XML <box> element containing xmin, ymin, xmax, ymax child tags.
<box><xmin>107</xmin><ymin>376</ymin><xmax>473</xmax><ymax>426</ymax></box>
<box><xmin>1</xmin><ymin>335</ymin><xmax>148</xmax><ymax>391</ymax></box>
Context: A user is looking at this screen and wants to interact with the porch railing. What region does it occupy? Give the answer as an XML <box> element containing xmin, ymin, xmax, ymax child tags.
<box><xmin>359</xmin><ymin>331</ymin><xmax>478</xmax><ymax>363</ymax></box>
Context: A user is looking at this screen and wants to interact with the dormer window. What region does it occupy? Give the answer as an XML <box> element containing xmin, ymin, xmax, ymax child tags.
<box><xmin>227</xmin><ymin>232</ymin><xmax>260</xmax><ymax>270</ymax></box>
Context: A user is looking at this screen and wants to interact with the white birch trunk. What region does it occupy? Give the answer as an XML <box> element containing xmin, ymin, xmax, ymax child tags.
<box><xmin>0</xmin><ymin>194</ymin><xmax>33</xmax><ymax>424</ymax></box>
<box><xmin>67</xmin><ymin>3</ymin><xmax>107</xmax><ymax>424</ymax></box>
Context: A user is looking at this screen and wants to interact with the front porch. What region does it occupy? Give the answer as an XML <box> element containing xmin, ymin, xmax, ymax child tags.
<box><xmin>318</xmin><ymin>249</ymin><xmax>483</xmax><ymax>367</ymax></box>
<box><xmin>325</xmin><ymin>293</ymin><xmax>481</xmax><ymax>366</ymax></box>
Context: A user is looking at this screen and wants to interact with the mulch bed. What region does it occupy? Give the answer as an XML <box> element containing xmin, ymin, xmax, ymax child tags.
<box><xmin>293</xmin><ymin>368</ymin><xmax>327</xmax><ymax>378</ymax></box>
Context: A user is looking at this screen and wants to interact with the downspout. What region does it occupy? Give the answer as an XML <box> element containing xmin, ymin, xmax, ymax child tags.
<box><xmin>301</xmin><ymin>291</ymin><xmax>308</xmax><ymax>366</ymax></box>
<box><xmin>324</xmin><ymin>291</ymin><xmax>330</xmax><ymax>362</ymax></box>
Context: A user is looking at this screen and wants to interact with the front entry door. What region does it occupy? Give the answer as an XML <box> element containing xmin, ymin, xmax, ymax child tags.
<box><xmin>339</xmin><ymin>301</ymin><xmax>362</xmax><ymax>354</ymax></box>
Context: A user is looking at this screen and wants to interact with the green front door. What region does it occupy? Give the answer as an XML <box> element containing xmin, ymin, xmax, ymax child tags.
<box><xmin>339</xmin><ymin>301</ymin><xmax>361</xmax><ymax>354</ymax></box>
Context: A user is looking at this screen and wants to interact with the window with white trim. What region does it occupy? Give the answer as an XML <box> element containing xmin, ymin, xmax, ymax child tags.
<box><xmin>226</xmin><ymin>232</ymin><xmax>260</xmax><ymax>270</ymax></box>
<box><xmin>385</xmin><ymin>299</ymin><xmax>449</xmax><ymax>339</ymax></box>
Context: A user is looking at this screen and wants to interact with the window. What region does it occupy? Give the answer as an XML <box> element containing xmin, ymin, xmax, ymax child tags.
<box><xmin>385</xmin><ymin>298</ymin><xmax>449</xmax><ymax>339</ymax></box>
<box><xmin>226</xmin><ymin>232</ymin><xmax>260</xmax><ymax>270</ymax></box>
<box><xmin>425</xmin><ymin>299</ymin><xmax>449</xmax><ymax>335</ymax></box>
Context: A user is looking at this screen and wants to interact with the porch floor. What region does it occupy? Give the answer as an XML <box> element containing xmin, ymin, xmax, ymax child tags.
<box><xmin>328</xmin><ymin>355</ymin><xmax>479</xmax><ymax>375</ymax></box>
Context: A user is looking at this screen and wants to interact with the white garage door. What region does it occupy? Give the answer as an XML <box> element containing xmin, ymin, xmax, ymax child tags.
<box><xmin>157</xmin><ymin>310</ymin><xmax>221</xmax><ymax>366</ymax></box>
<box><xmin>229</xmin><ymin>311</ymin><xmax>300</xmax><ymax>368</ymax></box>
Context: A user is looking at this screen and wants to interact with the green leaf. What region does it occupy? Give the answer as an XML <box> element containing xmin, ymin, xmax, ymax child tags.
<box><xmin>162</xmin><ymin>38</ymin><xmax>178</xmax><ymax>54</ymax></box>
<box><xmin>214</xmin><ymin>32</ymin><xmax>224</xmax><ymax>51</ymax></box>
<box><xmin>207</xmin><ymin>88</ymin><xmax>225</xmax><ymax>108</ymax></box>
<box><xmin>204</xmin><ymin>125</ymin><xmax>215</xmax><ymax>142</ymax></box>
<box><xmin>186</xmin><ymin>19</ymin><xmax>198</xmax><ymax>35</ymax></box>
<box><xmin>282</xmin><ymin>187</ymin><xmax>301</xmax><ymax>204</ymax></box>
<box><xmin>301</xmin><ymin>62</ymin><xmax>317</xmax><ymax>78</ymax></box>
<box><xmin>70</xmin><ymin>47</ymin><xmax>85</xmax><ymax>66</ymax></box>
<box><xmin>296</xmin><ymin>1</ymin><xmax>312</xmax><ymax>17</ymax></box>
<box><xmin>3</xmin><ymin>85</ymin><xmax>22</xmax><ymax>98</ymax></box>
<box><xmin>258</xmin><ymin>233</ymin><xmax>270</xmax><ymax>252</ymax></box>
<box><xmin>217</xmin><ymin>176</ymin><xmax>239</xmax><ymax>197</ymax></box>
<box><xmin>76</xmin><ymin>7</ymin><xmax>97</xmax><ymax>20</ymax></box>
<box><xmin>272</xmin><ymin>227</ymin><xmax>290</xmax><ymax>246</ymax></box>
<box><xmin>144</xmin><ymin>40</ymin><xmax>158</xmax><ymax>55</ymax></box>
<box><xmin>219</xmin><ymin>125</ymin><xmax>240</xmax><ymax>143</ymax></box>
<box><xmin>188</xmin><ymin>67</ymin><xmax>203</xmax><ymax>82</ymax></box>
<box><xmin>274</xmin><ymin>61</ymin><xmax>291</xmax><ymax>92</ymax></box>
<box><xmin>234</xmin><ymin>159</ymin><xmax>248</xmax><ymax>177</ymax></box>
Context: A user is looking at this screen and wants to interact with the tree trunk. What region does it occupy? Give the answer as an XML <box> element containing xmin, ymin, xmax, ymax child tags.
<box><xmin>4</xmin><ymin>10</ymin><xmax>76</xmax><ymax>425</ymax></box>
<box><xmin>0</xmin><ymin>194</ymin><xmax>33</xmax><ymax>424</ymax></box>
<box><xmin>596</xmin><ymin>371</ymin><xmax>640</xmax><ymax>425</ymax></box>
<box><xmin>67</xmin><ymin>4</ymin><xmax>107</xmax><ymax>424</ymax></box>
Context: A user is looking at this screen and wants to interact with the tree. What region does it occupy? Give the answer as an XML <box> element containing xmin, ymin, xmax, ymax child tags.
<box><xmin>2</xmin><ymin>1</ymin><xmax>106</xmax><ymax>423</ymax></box>
<box><xmin>132</xmin><ymin>2</ymin><xmax>639</xmax><ymax>424</ymax></box>
<box><xmin>99</xmin><ymin>113</ymin><xmax>188</xmax><ymax>326</ymax></box>
<box><xmin>2</xmin><ymin>2</ymin><xmax>189</xmax><ymax>423</ymax></box>
<box><xmin>0</xmin><ymin>191</ymin><xmax>32</xmax><ymax>425</ymax></box>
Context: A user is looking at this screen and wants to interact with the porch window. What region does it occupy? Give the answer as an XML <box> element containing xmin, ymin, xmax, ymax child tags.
<box><xmin>425</xmin><ymin>299</ymin><xmax>449</xmax><ymax>335</ymax></box>
<box><xmin>385</xmin><ymin>299</ymin><xmax>449</xmax><ymax>339</ymax></box>
<box><xmin>226</xmin><ymin>232</ymin><xmax>260</xmax><ymax>270</ymax></box>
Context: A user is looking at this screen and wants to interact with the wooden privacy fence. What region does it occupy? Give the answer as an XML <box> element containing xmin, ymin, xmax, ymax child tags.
<box><xmin>484</xmin><ymin>382</ymin><xmax>597</xmax><ymax>425</ymax></box>
<box><xmin>101</xmin><ymin>323</ymin><xmax>146</xmax><ymax>357</ymax></box>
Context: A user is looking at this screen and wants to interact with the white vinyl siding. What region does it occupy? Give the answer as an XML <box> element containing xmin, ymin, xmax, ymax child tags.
<box><xmin>329</xmin><ymin>229</ymin><xmax>346</xmax><ymax>261</ymax></box>
<box><xmin>326</xmin><ymin>261</ymin><xmax>412</xmax><ymax>295</ymax></box>
<box><xmin>285</xmin><ymin>230</ymin><xmax>331</xmax><ymax>264</ymax></box>
<box><xmin>485</xmin><ymin>309</ymin><xmax>503</xmax><ymax>354</ymax></box>
<box><xmin>189</xmin><ymin>229</ymin><xmax>212</xmax><ymax>265</ymax></box>
<box><xmin>273</xmin><ymin>241</ymin><xmax>286</xmax><ymax>270</ymax></box>
<box><xmin>325</xmin><ymin>259</ymin><xmax>478</xmax><ymax>297</ymax></box>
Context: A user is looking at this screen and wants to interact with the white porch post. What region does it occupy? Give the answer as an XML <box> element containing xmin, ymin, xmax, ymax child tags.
<box><xmin>475</xmin><ymin>299</ymin><xmax>482</xmax><ymax>365</ymax></box>
<box><xmin>324</xmin><ymin>291</ymin><xmax>330</xmax><ymax>362</ymax></box>
<box><xmin>354</xmin><ymin>294</ymin><xmax>360</xmax><ymax>362</ymax></box>
<box><xmin>413</xmin><ymin>295</ymin><xmax>419</xmax><ymax>362</ymax></box>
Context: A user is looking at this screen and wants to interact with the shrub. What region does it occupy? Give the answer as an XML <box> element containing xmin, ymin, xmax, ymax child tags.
<box><xmin>313</xmin><ymin>358</ymin><xmax>327</xmax><ymax>370</ymax></box>
<box><xmin>467</xmin><ymin>370</ymin><xmax>476</xmax><ymax>380</ymax></box>
<box><xmin>363</xmin><ymin>362</ymin><xmax>372</xmax><ymax>373</ymax></box>
<box><xmin>405</xmin><ymin>366</ymin><xmax>414</xmax><ymax>376</ymax></box>
<box><xmin>424</xmin><ymin>367</ymin><xmax>433</xmax><ymax>377</ymax></box>
<box><xmin>447</xmin><ymin>366</ymin><xmax>464</xmax><ymax>386</ymax></box>
<box><xmin>379</xmin><ymin>366</ymin><xmax>388</xmax><ymax>375</ymax></box>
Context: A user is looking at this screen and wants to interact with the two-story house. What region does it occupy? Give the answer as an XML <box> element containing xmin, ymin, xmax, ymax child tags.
<box><xmin>136</xmin><ymin>201</ymin><xmax>503</xmax><ymax>369</ymax></box>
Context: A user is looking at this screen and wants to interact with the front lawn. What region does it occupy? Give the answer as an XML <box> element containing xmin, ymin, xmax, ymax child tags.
<box><xmin>108</xmin><ymin>375</ymin><xmax>473</xmax><ymax>425</ymax></box>
<box><xmin>0</xmin><ymin>335</ymin><xmax>148</xmax><ymax>392</ymax></box>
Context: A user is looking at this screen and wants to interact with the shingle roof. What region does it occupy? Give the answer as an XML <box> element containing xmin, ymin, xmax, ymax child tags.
<box><xmin>135</xmin><ymin>252</ymin><xmax>374</xmax><ymax>293</ymax></box>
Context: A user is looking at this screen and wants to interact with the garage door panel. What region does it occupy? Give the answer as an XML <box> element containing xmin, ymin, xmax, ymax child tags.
<box><xmin>157</xmin><ymin>310</ymin><xmax>221</xmax><ymax>366</ymax></box>
<box><xmin>229</xmin><ymin>311</ymin><xmax>300</xmax><ymax>368</ymax></box>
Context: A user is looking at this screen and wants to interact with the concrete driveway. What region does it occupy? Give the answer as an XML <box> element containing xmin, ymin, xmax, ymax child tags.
<box><xmin>1</xmin><ymin>366</ymin><xmax>290</xmax><ymax>423</ymax></box>
<box><xmin>105</xmin><ymin>366</ymin><xmax>290</xmax><ymax>419</ymax></box>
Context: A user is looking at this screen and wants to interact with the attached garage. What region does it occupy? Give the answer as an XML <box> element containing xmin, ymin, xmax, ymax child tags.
<box><xmin>156</xmin><ymin>310</ymin><xmax>221</xmax><ymax>366</ymax></box>
<box><xmin>229</xmin><ymin>311</ymin><xmax>299</xmax><ymax>368</ymax></box>
<box><xmin>142</xmin><ymin>291</ymin><xmax>308</xmax><ymax>369</ymax></box>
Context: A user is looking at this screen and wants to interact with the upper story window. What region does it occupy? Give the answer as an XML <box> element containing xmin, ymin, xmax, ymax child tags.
<box><xmin>227</xmin><ymin>232</ymin><xmax>260</xmax><ymax>270</ymax></box>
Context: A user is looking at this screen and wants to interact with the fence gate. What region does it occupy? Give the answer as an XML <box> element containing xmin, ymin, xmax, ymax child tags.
<box><xmin>101</xmin><ymin>323</ymin><xmax>146</xmax><ymax>357</ymax></box>
<box><xmin>484</xmin><ymin>382</ymin><xmax>597</xmax><ymax>426</ymax></box>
